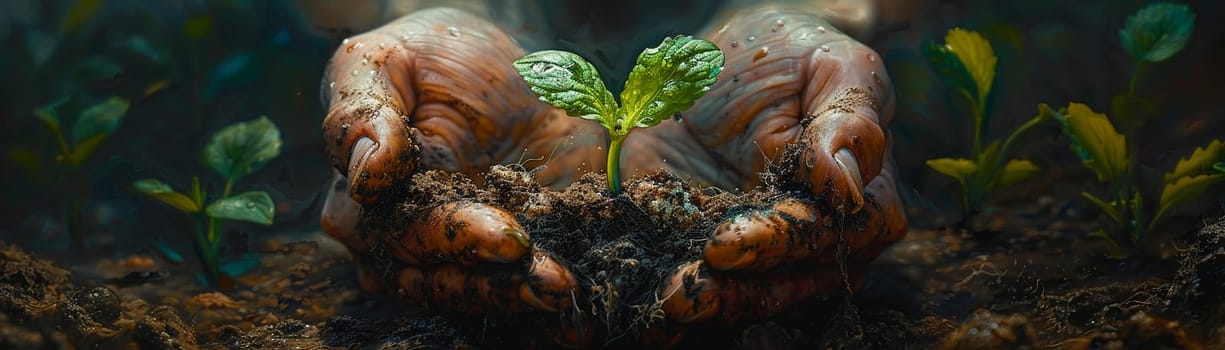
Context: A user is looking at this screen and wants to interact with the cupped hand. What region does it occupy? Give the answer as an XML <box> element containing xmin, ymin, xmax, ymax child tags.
<box><xmin>319</xmin><ymin>4</ymin><xmax>907</xmax><ymax>347</ymax></box>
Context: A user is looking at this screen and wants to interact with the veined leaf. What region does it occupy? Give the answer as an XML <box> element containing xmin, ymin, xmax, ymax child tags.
<box><xmin>133</xmin><ymin>179</ymin><xmax>200</xmax><ymax>213</ymax></box>
<box><xmin>1119</xmin><ymin>2</ymin><xmax>1195</xmax><ymax>63</ymax></box>
<box><xmin>926</xmin><ymin>158</ymin><xmax>978</xmax><ymax>184</ymax></box>
<box><xmin>993</xmin><ymin>159</ymin><xmax>1039</xmax><ymax>188</ymax></box>
<box><xmin>619</xmin><ymin>35</ymin><xmax>724</xmax><ymax>134</ymax></box>
<box><xmin>942</xmin><ymin>28</ymin><xmax>997</xmax><ymax>103</ymax></box>
<box><xmin>513</xmin><ymin>50</ymin><xmax>619</xmax><ymax>130</ymax></box>
<box><xmin>1057</xmin><ymin>103</ymin><xmax>1128</xmax><ymax>183</ymax></box>
<box><xmin>206</xmin><ymin>191</ymin><xmax>275</xmax><ymax>225</ymax></box>
<box><xmin>924</xmin><ymin>42</ymin><xmax>976</xmax><ymax>100</ymax></box>
<box><xmin>204</xmin><ymin>116</ymin><xmax>282</xmax><ymax>183</ymax></box>
<box><xmin>72</xmin><ymin>97</ymin><xmax>129</xmax><ymax>144</ymax></box>
<box><xmin>1164</xmin><ymin>139</ymin><xmax>1224</xmax><ymax>183</ymax></box>
<box><xmin>1081</xmin><ymin>192</ymin><xmax>1123</xmax><ymax>226</ymax></box>
<box><xmin>1152</xmin><ymin>174</ymin><xmax>1225</xmax><ymax>226</ymax></box>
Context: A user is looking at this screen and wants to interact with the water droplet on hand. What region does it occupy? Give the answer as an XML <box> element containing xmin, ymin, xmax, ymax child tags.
<box><xmin>820</xmin><ymin>45</ymin><xmax>831</xmax><ymax>52</ymax></box>
<box><xmin>447</xmin><ymin>26</ymin><xmax>461</xmax><ymax>38</ymax></box>
<box><xmin>747</xmin><ymin>35</ymin><xmax>756</xmax><ymax>42</ymax></box>
<box><xmin>730</xmin><ymin>40</ymin><xmax>739</xmax><ymax>48</ymax></box>
<box><xmin>718</xmin><ymin>24</ymin><xmax>729</xmax><ymax>33</ymax></box>
<box><xmin>816</xmin><ymin>26</ymin><xmax>827</xmax><ymax>34</ymax></box>
<box><xmin>867</xmin><ymin>54</ymin><xmax>876</xmax><ymax>62</ymax></box>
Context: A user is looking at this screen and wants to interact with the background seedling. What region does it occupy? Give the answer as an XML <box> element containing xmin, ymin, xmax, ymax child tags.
<box><xmin>1053</xmin><ymin>3</ymin><xmax>1217</xmax><ymax>257</ymax></box>
<box><xmin>12</xmin><ymin>97</ymin><xmax>130</xmax><ymax>247</ymax></box>
<box><xmin>923</xmin><ymin>28</ymin><xmax>1047</xmax><ymax>227</ymax></box>
<box><xmin>513</xmin><ymin>35</ymin><xmax>724</xmax><ymax>194</ymax></box>
<box><xmin>134</xmin><ymin>116</ymin><xmax>281</xmax><ymax>286</ymax></box>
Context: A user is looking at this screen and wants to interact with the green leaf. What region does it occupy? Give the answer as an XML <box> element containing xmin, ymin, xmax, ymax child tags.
<box><xmin>993</xmin><ymin>159</ymin><xmax>1039</xmax><ymax>188</ymax></box>
<box><xmin>1214</xmin><ymin>162</ymin><xmax>1225</xmax><ymax>173</ymax></box>
<box><xmin>74</xmin><ymin>57</ymin><xmax>123</xmax><ymax>81</ymax></box>
<box><xmin>151</xmin><ymin>240</ymin><xmax>185</xmax><ymax>264</ymax></box>
<box><xmin>926</xmin><ymin>158</ymin><xmax>978</xmax><ymax>184</ymax></box>
<box><xmin>7</xmin><ymin>148</ymin><xmax>46</xmax><ymax>180</ymax></box>
<box><xmin>61</xmin><ymin>0</ymin><xmax>103</xmax><ymax>34</ymax></box>
<box><xmin>1056</xmin><ymin>103</ymin><xmax>1128</xmax><ymax>183</ymax></box>
<box><xmin>1152</xmin><ymin>174</ymin><xmax>1224</xmax><ymax>226</ymax></box>
<box><xmin>202</xmin><ymin>51</ymin><xmax>261</xmax><ymax>104</ymax></box>
<box><xmin>1164</xmin><ymin>139</ymin><xmax>1224</xmax><ymax>183</ymax></box>
<box><xmin>206</xmin><ymin>191</ymin><xmax>275</xmax><ymax>225</ymax></box>
<box><xmin>64</xmin><ymin>134</ymin><xmax>108</xmax><ymax>166</ymax></box>
<box><xmin>34</xmin><ymin>98</ymin><xmax>69</xmax><ymax>139</ymax></box>
<box><xmin>133</xmin><ymin>179</ymin><xmax>200</xmax><ymax>212</ymax></box>
<box><xmin>1119</xmin><ymin>2</ymin><xmax>1195</xmax><ymax>63</ymax></box>
<box><xmin>924</xmin><ymin>41</ymin><xmax>975</xmax><ymax>99</ymax></box>
<box><xmin>513</xmin><ymin>50</ymin><xmax>619</xmax><ymax>130</ymax></box>
<box><xmin>219</xmin><ymin>253</ymin><xmax>261</xmax><ymax>278</ymax></box>
<box><xmin>619</xmin><ymin>35</ymin><xmax>724</xmax><ymax>134</ymax></box>
<box><xmin>71</xmin><ymin>97</ymin><xmax>129</xmax><ymax>144</ymax></box>
<box><xmin>942</xmin><ymin>28</ymin><xmax>997</xmax><ymax>103</ymax></box>
<box><xmin>1081</xmin><ymin>192</ymin><xmax>1123</xmax><ymax>226</ymax></box>
<box><xmin>204</xmin><ymin>116</ymin><xmax>282</xmax><ymax>183</ymax></box>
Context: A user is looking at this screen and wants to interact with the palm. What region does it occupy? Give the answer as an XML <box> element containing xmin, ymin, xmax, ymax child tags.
<box><xmin>320</xmin><ymin>5</ymin><xmax>907</xmax><ymax>346</ymax></box>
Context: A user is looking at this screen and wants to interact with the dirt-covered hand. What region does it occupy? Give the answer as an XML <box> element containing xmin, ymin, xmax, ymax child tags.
<box><xmin>318</xmin><ymin>3</ymin><xmax>908</xmax><ymax>346</ymax></box>
<box><xmin>642</xmin><ymin>5</ymin><xmax>909</xmax><ymax>324</ymax></box>
<box><xmin>319</xmin><ymin>8</ymin><xmax>589</xmax><ymax>321</ymax></box>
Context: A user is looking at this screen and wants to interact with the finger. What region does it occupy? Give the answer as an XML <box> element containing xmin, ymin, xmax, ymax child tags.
<box><xmin>519</xmin><ymin>251</ymin><xmax>579</xmax><ymax>313</ymax></box>
<box><xmin>382</xmin><ymin>201</ymin><xmax>532</xmax><ymax>266</ymax></box>
<box><xmin>323</xmin><ymin>8</ymin><xmax>555</xmax><ymax>206</ymax></box>
<box><xmin>704</xmin><ymin>153</ymin><xmax>908</xmax><ymax>272</ymax></box>
<box><xmin>394</xmin><ymin>251</ymin><xmax>578</xmax><ymax>314</ymax></box>
<box><xmin>795</xmin><ymin>24</ymin><xmax>893</xmax><ymax>214</ymax></box>
<box><xmin>322</xmin><ymin>172</ymin><xmax>369</xmax><ymax>252</ymax></box>
<box><xmin>661</xmin><ymin>261</ymin><xmax>863</xmax><ymax>323</ymax></box>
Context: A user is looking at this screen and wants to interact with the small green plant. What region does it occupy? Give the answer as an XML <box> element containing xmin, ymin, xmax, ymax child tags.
<box><xmin>15</xmin><ymin>97</ymin><xmax>130</xmax><ymax>247</ymax></box>
<box><xmin>923</xmin><ymin>28</ymin><xmax>1047</xmax><ymax>225</ymax></box>
<box><xmin>512</xmin><ymin>35</ymin><xmax>724</xmax><ymax>194</ymax></box>
<box><xmin>1053</xmin><ymin>104</ymin><xmax>1221</xmax><ymax>257</ymax></box>
<box><xmin>134</xmin><ymin>117</ymin><xmax>282</xmax><ymax>286</ymax></box>
<box><xmin>1053</xmin><ymin>3</ymin><xmax>1216</xmax><ymax>257</ymax></box>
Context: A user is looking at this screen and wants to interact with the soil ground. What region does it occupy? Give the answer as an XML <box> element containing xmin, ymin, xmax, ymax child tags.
<box><xmin>2</xmin><ymin>166</ymin><xmax>1223</xmax><ymax>349</ymax></box>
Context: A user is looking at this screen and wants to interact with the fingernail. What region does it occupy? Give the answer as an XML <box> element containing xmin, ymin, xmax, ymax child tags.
<box><xmin>519</xmin><ymin>284</ymin><xmax>559</xmax><ymax>312</ymax></box>
<box><xmin>834</xmin><ymin>148</ymin><xmax>864</xmax><ymax>213</ymax></box>
<box><xmin>349</xmin><ymin>137</ymin><xmax>377</xmax><ymax>175</ymax></box>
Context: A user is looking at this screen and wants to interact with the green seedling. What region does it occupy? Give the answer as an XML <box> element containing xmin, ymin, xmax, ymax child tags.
<box><xmin>134</xmin><ymin>117</ymin><xmax>282</xmax><ymax>286</ymax></box>
<box><xmin>1054</xmin><ymin>104</ymin><xmax>1221</xmax><ymax>257</ymax></box>
<box><xmin>924</xmin><ymin>28</ymin><xmax>1047</xmax><ymax>225</ymax></box>
<box><xmin>1053</xmin><ymin>3</ymin><xmax>1212</xmax><ymax>257</ymax></box>
<box><xmin>13</xmin><ymin>97</ymin><xmax>130</xmax><ymax>247</ymax></box>
<box><xmin>513</xmin><ymin>35</ymin><xmax>724</xmax><ymax>194</ymax></box>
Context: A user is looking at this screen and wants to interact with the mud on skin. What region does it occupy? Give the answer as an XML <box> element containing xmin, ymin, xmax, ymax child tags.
<box><xmin>318</xmin><ymin>4</ymin><xmax>908</xmax><ymax>347</ymax></box>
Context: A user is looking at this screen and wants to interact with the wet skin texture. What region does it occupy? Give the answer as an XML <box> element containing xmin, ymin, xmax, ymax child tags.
<box><xmin>320</xmin><ymin>5</ymin><xmax>907</xmax><ymax>347</ymax></box>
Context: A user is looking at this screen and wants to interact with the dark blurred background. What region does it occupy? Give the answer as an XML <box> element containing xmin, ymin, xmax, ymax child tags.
<box><xmin>0</xmin><ymin>0</ymin><xmax>1221</xmax><ymax>254</ymax></box>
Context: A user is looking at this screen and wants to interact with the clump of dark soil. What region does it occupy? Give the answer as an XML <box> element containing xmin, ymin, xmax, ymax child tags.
<box><xmin>359</xmin><ymin>165</ymin><xmax>808</xmax><ymax>342</ymax></box>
